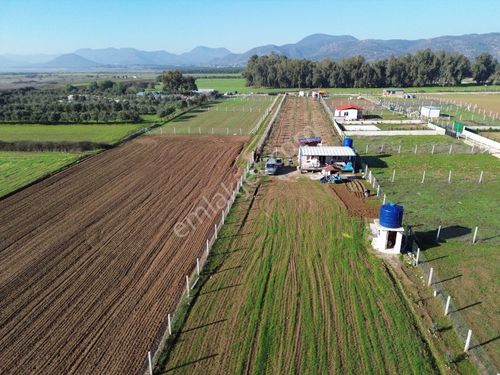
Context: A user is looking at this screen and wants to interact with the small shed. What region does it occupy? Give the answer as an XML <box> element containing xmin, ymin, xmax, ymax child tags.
<box><xmin>420</xmin><ymin>106</ymin><xmax>440</xmax><ymax>118</ymax></box>
<box><xmin>298</xmin><ymin>146</ymin><xmax>356</xmax><ymax>172</ymax></box>
<box><xmin>383</xmin><ymin>88</ymin><xmax>405</xmax><ymax>97</ymax></box>
<box><xmin>334</xmin><ymin>105</ymin><xmax>363</xmax><ymax>120</ymax></box>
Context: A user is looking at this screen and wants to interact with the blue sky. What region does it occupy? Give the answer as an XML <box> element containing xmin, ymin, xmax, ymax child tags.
<box><xmin>1</xmin><ymin>0</ymin><xmax>499</xmax><ymax>55</ymax></box>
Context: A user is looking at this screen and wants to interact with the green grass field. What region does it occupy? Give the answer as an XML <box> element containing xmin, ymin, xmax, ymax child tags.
<box><xmin>158</xmin><ymin>178</ymin><xmax>440</xmax><ymax>375</ymax></box>
<box><xmin>0</xmin><ymin>123</ymin><xmax>145</xmax><ymax>144</ymax></box>
<box><xmin>0</xmin><ymin>151</ymin><xmax>86</xmax><ymax>197</ymax></box>
<box><xmin>357</xmin><ymin>135</ymin><xmax>500</xmax><ymax>370</ymax></box>
<box><xmin>153</xmin><ymin>96</ymin><xmax>275</xmax><ymax>135</ymax></box>
<box><xmin>196</xmin><ymin>77</ymin><xmax>500</xmax><ymax>95</ymax></box>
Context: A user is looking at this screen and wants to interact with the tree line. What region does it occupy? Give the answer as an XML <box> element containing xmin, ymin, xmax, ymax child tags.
<box><xmin>243</xmin><ymin>50</ymin><xmax>499</xmax><ymax>88</ymax></box>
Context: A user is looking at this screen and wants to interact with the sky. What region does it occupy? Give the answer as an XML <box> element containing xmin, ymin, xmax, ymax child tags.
<box><xmin>0</xmin><ymin>0</ymin><xmax>499</xmax><ymax>55</ymax></box>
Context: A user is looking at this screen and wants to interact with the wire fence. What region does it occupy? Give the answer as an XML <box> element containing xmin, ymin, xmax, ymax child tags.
<box><xmin>361</xmin><ymin>162</ymin><xmax>498</xmax><ymax>374</ymax></box>
<box><xmin>144</xmin><ymin>161</ymin><xmax>253</xmax><ymax>375</ymax></box>
<box><xmin>142</xmin><ymin>95</ymin><xmax>285</xmax><ymax>375</ymax></box>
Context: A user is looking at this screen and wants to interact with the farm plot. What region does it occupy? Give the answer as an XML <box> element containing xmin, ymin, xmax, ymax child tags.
<box><xmin>154</xmin><ymin>96</ymin><xmax>274</xmax><ymax>135</ymax></box>
<box><xmin>358</xmin><ymin>135</ymin><xmax>500</xmax><ymax>369</ymax></box>
<box><xmin>264</xmin><ymin>96</ymin><xmax>338</xmax><ymax>156</ymax></box>
<box><xmin>423</xmin><ymin>93</ymin><xmax>500</xmax><ymax>115</ymax></box>
<box><xmin>0</xmin><ymin>123</ymin><xmax>144</xmax><ymax>144</ymax></box>
<box><xmin>0</xmin><ymin>135</ymin><xmax>245</xmax><ymax>375</ymax></box>
<box><xmin>0</xmin><ymin>151</ymin><xmax>84</xmax><ymax>197</ymax></box>
<box><xmin>161</xmin><ymin>178</ymin><xmax>438</xmax><ymax>374</ymax></box>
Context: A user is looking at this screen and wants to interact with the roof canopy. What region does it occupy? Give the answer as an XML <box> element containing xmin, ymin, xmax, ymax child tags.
<box><xmin>300</xmin><ymin>146</ymin><xmax>356</xmax><ymax>157</ymax></box>
<box><xmin>335</xmin><ymin>104</ymin><xmax>363</xmax><ymax>111</ymax></box>
<box><xmin>383</xmin><ymin>88</ymin><xmax>404</xmax><ymax>91</ymax></box>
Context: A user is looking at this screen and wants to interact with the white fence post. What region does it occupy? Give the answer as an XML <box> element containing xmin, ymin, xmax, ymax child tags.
<box><xmin>428</xmin><ymin>267</ymin><xmax>433</xmax><ymax>286</ymax></box>
<box><xmin>186</xmin><ymin>275</ymin><xmax>190</xmax><ymax>297</ymax></box>
<box><xmin>421</xmin><ymin>170</ymin><xmax>426</xmax><ymax>184</ymax></box>
<box><xmin>148</xmin><ymin>351</ymin><xmax>153</xmax><ymax>375</ymax></box>
<box><xmin>448</xmin><ymin>170</ymin><xmax>452</xmax><ymax>184</ymax></box>
<box><xmin>464</xmin><ymin>329</ymin><xmax>473</xmax><ymax>352</ymax></box>
<box><xmin>436</xmin><ymin>225</ymin><xmax>441</xmax><ymax>241</ymax></box>
<box><xmin>206</xmin><ymin>239</ymin><xmax>209</xmax><ymax>255</ymax></box>
<box><xmin>398</xmin><ymin>145</ymin><xmax>401</xmax><ymax>154</ymax></box>
<box><xmin>449</xmin><ymin>144</ymin><xmax>453</xmax><ymax>154</ymax></box>
<box><xmin>215</xmin><ymin>224</ymin><xmax>217</xmax><ymax>239</ymax></box>
<box><xmin>415</xmin><ymin>248</ymin><xmax>420</xmax><ymax>266</ymax></box>
<box><xmin>196</xmin><ymin>258</ymin><xmax>200</xmax><ymax>276</ymax></box>
<box><xmin>478</xmin><ymin>171</ymin><xmax>483</xmax><ymax>184</ymax></box>
<box><xmin>382</xmin><ymin>194</ymin><xmax>386</xmax><ymax>204</ymax></box>
<box><xmin>444</xmin><ymin>296</ymin><xmax>451</xmax><ymax>316</ymax></box>
<box><xmin>472</xmin><ymin>226</ymin><xmax>478</xmax><ymax>243</ymax></box>
<box><xmin>431</xmin><ymin>144</ymin><xmax>435</xmax><ymax>154</ymax></box>
<box><xmin>391</xmin><ymin>169</ymin><xmax>395</xmax><ymax>183</ymax></box>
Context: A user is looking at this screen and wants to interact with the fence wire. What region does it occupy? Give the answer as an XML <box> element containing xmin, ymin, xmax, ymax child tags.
<box><xmin>362</xmin><ymin>163</ymin><xmax>498</xmax><ymax>374</ymax></box>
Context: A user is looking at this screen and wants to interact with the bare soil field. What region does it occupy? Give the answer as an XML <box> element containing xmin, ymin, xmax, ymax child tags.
<box><xmin>0</xmin><ymin>135</ymin><xmax>246</xmax><ymax>375</ymax></box>
<box><xmin>330</xmin><ymin>179</ymin><xmax>379</xmax><ymax>219</ymax></box>
<box><xmin>264</xmin><ymin>96</ymin><xmax>338</xmax><ymax>155</ymax></box>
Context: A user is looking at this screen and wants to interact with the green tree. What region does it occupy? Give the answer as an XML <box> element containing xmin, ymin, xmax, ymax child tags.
<box><xmin>161</xmin><ymin>70</ymin><xmax>197</xmax><ymax>93</ymax></box>
<box><xmin>472</xmin><ymin>53</ymin><xmax>496</xmax><ymax>84</ymax></box>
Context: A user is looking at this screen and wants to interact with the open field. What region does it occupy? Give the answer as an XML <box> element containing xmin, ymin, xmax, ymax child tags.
<box><xmin>264</xmin><ymin>96</ymin><xmax>338</xmax><ymax>155</ymax></box>
<box><xmin>357</xmin><ymin>135</ymin><xmax>500</xmax><ymax>369</ymax></box>
<box><xmin>161</xmin><ymin>178</ymin><xmax>439</xmax><ymax>374</ymax></box>
<box><xmin>0</xmin><ymin>135</ymin><xmax>245</xmax><ymax>375</ymax></box>
<box><xmin>0</xmin><ymin>151</ymin><xmax>85</xmax><ymax>197</ymax></box>
<box><xmin>196</xmin><ymin>77</ymin><xmax>500</xmax><ymax>95</ymax></box>
<box><xmin>0</xmin><ymin>123</ymin><xmax>144</xmax><ymax>143</ymax></box>
<box><xmin>376</xmin><ymin>96</ymin><xmax>500</xmax><ymax>128</ymax></box>
<box><xmin>423</xmin><ymin>93</ymin><xmax>500</xmax><ymax>114</ymax></box>
<box><xmin>153</xmin><ymin>96</ymin><xmax>274</xmax><ymax>135</ymax></box>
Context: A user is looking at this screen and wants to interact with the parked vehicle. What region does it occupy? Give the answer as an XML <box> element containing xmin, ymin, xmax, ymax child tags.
<box><xmin>265</xmin><ymin>158</ymin><xmax>279</xmax><ymax>175</ymax></box>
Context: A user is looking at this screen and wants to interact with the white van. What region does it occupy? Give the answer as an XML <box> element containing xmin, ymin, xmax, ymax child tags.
<box><xmin>265</xmin><ymin>158</ymin><xmax>279</xmax><ymax>175</ymax></box>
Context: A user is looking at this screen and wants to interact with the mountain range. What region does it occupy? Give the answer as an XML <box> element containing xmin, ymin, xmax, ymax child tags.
<box><xmin>1</xmin><ymin>33</ymin><xmax>499</xmax><ymax>71</ymax></box>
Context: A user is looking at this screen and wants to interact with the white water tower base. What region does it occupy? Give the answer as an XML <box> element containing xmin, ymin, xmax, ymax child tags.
<box><xmin>370</xmin><ymin>219</ymin><xmax>404</xmax><ymax>254</ymax></box>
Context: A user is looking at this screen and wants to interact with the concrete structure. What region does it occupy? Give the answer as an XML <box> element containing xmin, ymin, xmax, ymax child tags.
<box><xmin>370</xmin><ymin>219</ymin><xmax>405</xmax><ymax>254</ymax></box>
<box><xmin>334</xmin><ymin>105</ymin><xmax>363</xmax><ymax>120</ymax></box>
<box><xmin>420</xmin><ymin>106</ymin><xmax>441</xmax><ymax>118</ymax></box>
<box><xmin>298</xmin><ymin>146</ymin><xmax>356</xmax><ymax>172</ymax></box>
<box><xmin>383</xmin><ymin>88</ymin><xmax>405</xmax><ymax>97</ymax></box>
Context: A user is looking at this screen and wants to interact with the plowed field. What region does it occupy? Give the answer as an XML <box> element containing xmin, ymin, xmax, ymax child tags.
<box><xmin>0</xmin><ymin>135</ymin><xmax>246</xmax><ymax>375</ymax></box>
<box><xmin>264</xmin><ymin>96</ymin><xmax>338</xmax><ymax>156</ymax></box>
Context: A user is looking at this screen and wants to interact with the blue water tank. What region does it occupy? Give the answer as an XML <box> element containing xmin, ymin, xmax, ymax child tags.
<box><xmin>379</xmin><ymin>203</ymin><xmax>404</xmax><ymax>228</ymax></box>
<box><xmin>342</xmin><ymin>137</ymin><xmax>353</xmax><ymax>148</ymax></box>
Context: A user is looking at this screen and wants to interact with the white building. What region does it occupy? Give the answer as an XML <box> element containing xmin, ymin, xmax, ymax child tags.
<box><xmin>420</xmin><ymin>106</ymin><xmax>440</xmax><ymax>118</ymax></box>
<box><xmin>334</xmin><ymin>105</ymin><xmax>363</xmax><ymax>120</ymax></box>
<box><xmin>298</xmin><ymin>146</ymin><xmax>356</xmax><ymax>172</ymax></box>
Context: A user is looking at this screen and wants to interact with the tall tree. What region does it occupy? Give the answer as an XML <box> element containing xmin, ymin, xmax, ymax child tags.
<box><xmin>472</xmin><ymin>53</ymin><xmax>496</xmax><ymax>84</ymax></box>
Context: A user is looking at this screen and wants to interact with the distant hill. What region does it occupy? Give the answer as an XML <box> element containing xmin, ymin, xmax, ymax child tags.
<box><xmin>32</xmin><ymin>54</ymin><xmax>102</xmax><ymax>69</ymax></box>
<box><xmin>211</xmin><ymin>33</ymin><xmax>500</xmax><ymax>66</ymax></box>
<box><xmin>1</xmin><ymin>32</ymin><xmax>498</xmax><ymax>71</ymax></box>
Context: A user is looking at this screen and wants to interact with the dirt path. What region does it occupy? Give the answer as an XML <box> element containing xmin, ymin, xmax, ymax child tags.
<box><xmin>0</xmin><ymin>135</ymin><xmax>246</xmax><ymax>375</ymax></box>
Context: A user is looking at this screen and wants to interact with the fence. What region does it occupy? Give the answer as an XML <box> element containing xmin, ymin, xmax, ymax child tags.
<box><xmin>319</xmin><ymin>95</ymin><xmax>345</xmax><ymax>139</ymax></box>
<box><xmin>361</xmin><ymin>161</ymin><xmax>498</xmax><ymax>374</ymax></box>
<box><xmin>144</xmin><ymin>160</ymin><xmax>254</xmax><ymax>375</ymax></box>
<box><xmin>256</xmin><ymin>94</ymin><xmax>286</xmax><ymax>154</ymax></box>
<box><xmin>142</xmin><ymin>95</ymin><xmax>288</xmax><ymax>374</ymax></box>
<box><xmin>249</xmin><ymin>94</ymin><xmax>281</xmax><ymax>134</ymax></box>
